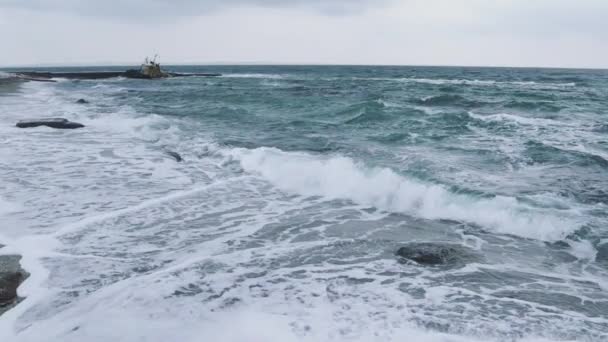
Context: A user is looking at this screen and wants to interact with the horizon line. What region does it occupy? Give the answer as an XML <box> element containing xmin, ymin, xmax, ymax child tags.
<box><xmin>1</xmin><ymin>61</ymin><xmax>607</xmax><ymax>71</ymax></box>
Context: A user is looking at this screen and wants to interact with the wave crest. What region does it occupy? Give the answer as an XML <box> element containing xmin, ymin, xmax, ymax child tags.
<box><xmin>227</xmin><ymin>147</ymin><xmax>580</xmax><ymax>241</ymax></box>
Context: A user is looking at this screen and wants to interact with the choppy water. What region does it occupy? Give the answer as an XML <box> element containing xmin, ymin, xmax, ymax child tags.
<box><xmin>1</xmin><ymin>66</ymin><xmax>608</xmax><ymax>342</ymax></box>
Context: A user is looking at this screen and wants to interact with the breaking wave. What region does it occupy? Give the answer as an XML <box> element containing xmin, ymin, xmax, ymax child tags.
<box><xmin>226</xmin><ymin>147</ymin><xmax>581</xmax><ymax>241</ymax></box>
<box><xmin>395</xmin><ymin>78</ymin><xmax>576</xmax><ymax>89</ymax></box>
<box><xmin>415</xmin><ymin>95</ymin><xmax>484</xmax><ymax>108</ymax></box>
<box><xmin>467</xmin><ymin>112</ymin><xmax>560</xmax><ymax>126</ymax></box>
<box><xmin>221</xmin><ymin>73</ymin><xmax>285</xmax><ymax>79</ymax></box>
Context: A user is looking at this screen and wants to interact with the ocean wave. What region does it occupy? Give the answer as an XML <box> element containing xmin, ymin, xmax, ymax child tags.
<box><xmin>524</xmin><ymin>141</ymin><xmax>608</xmax><ymax>169</ymax></box>
<box><xmin>221</xmin><ymin>73</ymin><xmax>285</xmax><ymax>79</ymax></box>
<box><xmin>0</xmin><ymin>71</ymin><xmax>15</xmax><ymax>78</ymax></box>
<box><xmin>401</xmin><ymin>78</ymin><xmax>576</xmax><ymax>89</ymax></box>
<box><xmin>468</xmin><ymin>112</ymin><xmax>560</xmax><ymax>126</ymax></box>
<box><xmin>346</xmin><ymin>76</ymin><xmax>577</xmax><ymax>89</ymax></box>
<box><xmin>403</xmin><ymin>78</ymin><xmax>498</xmax><ymax>86</ymax></box>
<box><xmin>226</xmin><ymin>147</ymin><xmax>581</xmax><ymax>241</ymax></box>
<box><xmin>0</xmin><ymin>77</ymin><xmax>25</xmax><ymax>95</ymax></box>
<box><xmin>503</xmin><ymin>100</ymin><xmax>564</xmax><ymax>112</ymax></box>
<box><xmin>340</xmin><ymin>101</ymin><xmax>388</xmax><ymax>124</ymax></box>
<box><xmin>0</xmin><ymin>72</ymin><xmax>26</xmax><ymax>86</ymax></box>
<box><xmin>592</xmin><ymin>124</ymin><xmax>608</xmax><ymax>133</ymax></box>
<box><xmin>416</xmin><ymin>94</ymin><xmax>484</xmax><ymax>108</ymax></box>
<box><xmin>369</xmin><ymin>132</ymin><xmax>410</xmax><ymax>144</ymax></box>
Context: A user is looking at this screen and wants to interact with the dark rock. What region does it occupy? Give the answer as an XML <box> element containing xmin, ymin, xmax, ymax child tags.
<box><xmin>14</xmin><ymin>71</ymin><xmax>222</xmax><ymax>80</ymax></box>
<box><xmin>0</xmin><ymin>254</ymin><xmax>28</xmax><ymax>315</ymax></box>
<box><xmin>76</xmin><ymin>99</ymin><xmax>89</xmax><ymax>104</ymax></box>
<box><xmin>124</xmin><ymin>69</ymin><xmax>153</xmax><ymax>79</ymax></box>
<box><xmin>16</xmin><ymin>118</ymin><xmax>85</xmax><ymax>129</ymax></box>
<box><xmin>166</xmin><ymin>151</ymin><xmax>183</xmax><ymax>162</ymax></box>
<box><xmin>0</xmin><ymin>272</ymin><xmax>24</xmax><ymax>306</ymax></box>
<box><xmin>16</xmin><ymin>71</ymin><xmax>124</xmax><ymax>80</ymax></box>
<box><xmin>396</xmin><ymin>242</ymin><xmax>478</xmax><ymax>267</ymax></box>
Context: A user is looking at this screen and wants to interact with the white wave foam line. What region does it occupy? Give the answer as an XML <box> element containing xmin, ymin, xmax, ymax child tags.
<box><xmin>467</xmin><ymin>112</ymin><xmax>561</xmax><ymax>126</ymax></box>
<box><xmin>404</xmin><ymin>78</ymin><xmax>496</xmax><ymax>86</ymax></box>
<box><xmin>80</xmin><ymin>110</ymin><xmax>170</xmax><ymax>135</ymax></box>
<box><xmin>567</xmin><ymin>144</ymin><xmax>608</xmax><ymax>163</ymax></box>
<box><xmin>51</xmin><ymin>177</ymin><xmax>244</xmax><ymax>238</ymax></box>
<box><xmin>227</xmin><ymin>147</ymin><xmax>581</xmax><ymax>241</ymax></box>
<box><xmin>0</xmin><ymin>71</ymin><xmax>16</xmax><ymax>78</ymax></box>
<box><xmin>221</xmin><ymin>73</ymin><xmax>285</xmax><ymax>79</ymax></box>
<box><xmin>398</xmin><ymin>78</ymin><xmax>575</xmax><ymax>89</ymax></box>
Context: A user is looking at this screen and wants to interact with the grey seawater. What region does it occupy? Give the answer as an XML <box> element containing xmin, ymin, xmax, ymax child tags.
<box><xmin>0</xmin><ymin>66</ymin><xmax>607</xmax><ymax>341</ymax></box>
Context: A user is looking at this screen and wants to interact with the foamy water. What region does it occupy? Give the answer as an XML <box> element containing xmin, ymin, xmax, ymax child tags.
<box><xmin>1</xmin><ymin>65</ymin><xmax>607</xmax><ymax>341</ymax></box>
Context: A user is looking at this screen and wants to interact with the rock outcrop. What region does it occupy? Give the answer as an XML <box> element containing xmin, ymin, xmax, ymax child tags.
<box><xmin>16</xmin><ymin>118</ymin><xmax>85</xmax><ymax>129</ymax></box>
<box><xmin>165</xmin><ymin>151</ymin><xmax>183</xmax><ymax>162</ymax></box>
<box><xmin>396</xmin><ymin>242</ymin><xmax>478</xmax><ymax>267</ymax></box>
<box><xmin>0</xmin><ymin>253</ymin><xmax>28</xmax><ymax>315</ymax></box>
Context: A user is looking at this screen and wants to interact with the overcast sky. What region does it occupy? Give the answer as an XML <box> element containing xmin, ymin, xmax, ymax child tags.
<box><xmin>1</xmin><ymin>0</ymin><xmax>607</xmax><ymax>68</ymax></box>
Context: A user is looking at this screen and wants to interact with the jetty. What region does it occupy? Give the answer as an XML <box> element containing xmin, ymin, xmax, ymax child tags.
<box><xmin>11</xmin><ymin>57</ymin><xmax>221</xmax><ymax>81</ymax></box>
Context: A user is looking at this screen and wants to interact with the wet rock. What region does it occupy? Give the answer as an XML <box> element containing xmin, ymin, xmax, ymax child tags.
<box><xmin>0</xmin><ymin>254</ymin><xmax>28</xmax><ymax>315</ymax></box>
<box><xmin>396</xmin><ymin>242</ymin><xmax>478</xmax><ymax>267</ymax></box>
<box><xmin>166</xmin><ymin>151</ymin><xmax>183</xmax><ymax>162</ymax></box>
<box><xmin>76</xmin><ymin>98</ymin><xmax>89</xmax><ymax>104</ymax></box>
<box><xmin>16</xmin><ymin>118</ymin><xmax>84</xmax><ymax>129</ymax></box>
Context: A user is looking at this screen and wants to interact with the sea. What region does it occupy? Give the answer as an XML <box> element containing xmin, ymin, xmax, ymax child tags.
<box><xmin>0</xmin><ymin>65</ymin><xmax>607</xmax><ymax>342</ymax></box>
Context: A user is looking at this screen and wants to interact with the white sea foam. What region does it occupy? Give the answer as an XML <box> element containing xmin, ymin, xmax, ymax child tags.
<box><xmin>0</xmin><ymin>71</ymin><xmax>14</xmax><ymax>78</ymax></box>
<box><xmin>345</xmin><ymin>76</ymin><xmax>576</xmax><ymax>89</ymax></box>
<box><xmin>398</xmin><ymin>78</ymin><xmax>576</xmax><ymax>89</ymax></box>
<box><xmin>467</xmin><ymin>112</ymin><xmax>560</xmax><ymax>126</ymax></box>
<box><xmin>1</xmin><ymin>70</ymin><xmax>604</xmax><ymax>342</ymax></box>
<box><xmin>0</xmin><ymin>197</ymin><xmax>21</xmax><ymax>218</ymax></box>
<box><xmin>227</xmin><ymin>147</ymin><xmax>580</xmax><ymax>241</ymax></box>
<box><xmin>222</xmin><ymin>73</ymin><xmax>285</xmax><ymax>79</ymax></box>
<box><xmin>4</xmin><ymin>298</ymin><xmax>487</xmax><ymax>342</ymax></box>
<box><xmin>568</xmin><ymin>240</ymin><xmax>597</xmax><ymax>261</ymax></box>
<box><xmin>403</xmin><ymin>78</ymin><xmax>497</xmax><ymax>86</ymax></box>
<box><xmin>567</xmin><ymin>144</ymin><xmax>608</xmax><ymax>163</ymax></box>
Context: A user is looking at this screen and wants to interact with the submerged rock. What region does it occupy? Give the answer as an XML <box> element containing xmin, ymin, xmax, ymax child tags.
<box><xmin>0</xmin><ymin>254</ymin><xmax>28</xmax><ymax>315</ymax></box>
<box><xmin>396</xmin><ymin>242</ymin><xmax>478</xmax><ymax>267</ymax></box>
<box><xmin>166</xmin><ymin>151</ymin><xmax>183</xmax><ymax>162</ymax></box>
<box><xmin>16</xmin><ymin>118</ymin><xmax>84</xmax><ymax>129</ymax></box>
<box><xmin>76</xmin><ymin>98</ymin><xmax>89</xmax><ymax>104</ymax></box>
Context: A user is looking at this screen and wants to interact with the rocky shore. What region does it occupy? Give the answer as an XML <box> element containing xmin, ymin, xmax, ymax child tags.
<box><xmin>0</xmin><ymin>246</ymin><xmax>28</xmax><ymax>316</ymax></box>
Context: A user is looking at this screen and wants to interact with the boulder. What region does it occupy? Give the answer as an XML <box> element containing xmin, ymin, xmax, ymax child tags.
<box><xmin>396</xmin><ymin>242</ymin><xmax>478</xmax><ymax>267</ymax></box>
<box><xmin>166</xmin><ymin>151</ymin><xmax>183</xmax><ymax>162</ymax></box>
<box><xmin>16</xmin><ymin>118</ymin><xmax>84</xmax><ymax>129</ymax></box>
<box><xmin>76</xmin><ymin>99</ymin><xmax>89</xmax><ymax>104</ymax></box>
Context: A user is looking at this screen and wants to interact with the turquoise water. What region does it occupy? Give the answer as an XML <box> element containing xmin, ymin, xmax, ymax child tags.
<box><xmin>1</xmin><ymin>66</ymin><xmax>608</xmax><ymax>341</ymax></box>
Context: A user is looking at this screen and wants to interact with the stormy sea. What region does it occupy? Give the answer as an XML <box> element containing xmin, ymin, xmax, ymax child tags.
<box><xmin>0</xmin><ymin>66</ymin><xmax>607</xmax><ymax>342</ymax></box>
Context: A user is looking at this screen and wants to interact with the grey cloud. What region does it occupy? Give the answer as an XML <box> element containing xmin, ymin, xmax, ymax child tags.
<box><xmin>488</xmin><ymin>0</ymin><xmax>608</xmax><ymax>37</ymax></box>
<box><xmin>0</xmin><ymin>0</ymin><xmax>387</xmax><ymax>17</ymax></box>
